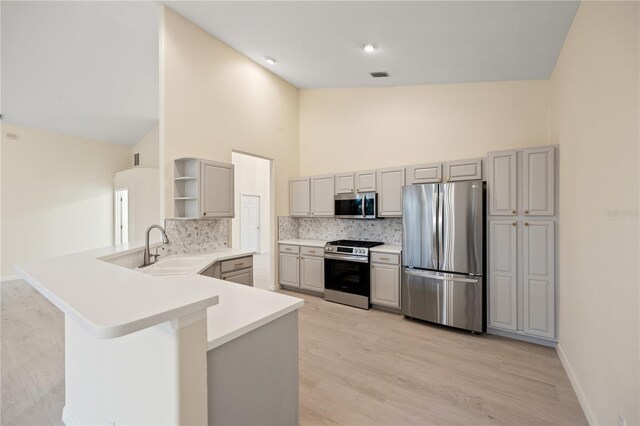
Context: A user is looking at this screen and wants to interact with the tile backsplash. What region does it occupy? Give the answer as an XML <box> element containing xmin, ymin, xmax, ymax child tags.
<box><xmin>278</xmin><ymin>216</ymin><xmax>402</xmax><ymax>245</ymax></box>
<box><xmin>164</xmin><ymin>218</ymin><xmax>229</xmax><ymax>255</ymax></box>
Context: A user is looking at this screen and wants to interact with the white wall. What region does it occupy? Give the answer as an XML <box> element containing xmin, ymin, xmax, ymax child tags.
<box><xmin>114</xmin><ymin>168</ymin><xmax>160</xmax><ymax>243</ymax></box>
<box><xmin>132</xmin><ymin>125</ymin><xmax>159</xmax><ymax>168</ymax></box>
<box><xmin>299</xmin><ymin>80</ymin><xmax>549</xmax><ymax>175</ymax></box>
<box><xmin>160</xmin><ymin>6</ymin><xmax>299</xmax><ymax>219</ymax></box>
<box><xmin>1</xmin><ymin>123</ymin><xmax>131</xmax><ymax>277</ymax></box>
<box><xmin>231</xmin><ymin>153</ymin><xmax>271</xmax><ymax>254</ymax></box>
<box><xmin>549</xmin><ymin>2</ymin><xmax>639</xmax><ymax>425</ymax></box>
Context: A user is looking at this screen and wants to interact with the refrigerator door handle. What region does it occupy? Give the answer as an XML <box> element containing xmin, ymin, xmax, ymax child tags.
<box><xmin>403</xmin><ymin>268</ymin><xmax>479</xmax><ymax>283</ymax></box>
<box><xmin>437</xmin><ymin>185</ymin><xmax>444</xmax><ymax>268</ymax></box>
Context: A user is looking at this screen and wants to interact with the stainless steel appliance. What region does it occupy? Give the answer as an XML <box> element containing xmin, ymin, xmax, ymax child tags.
<box><xmin>324</xmin><ymin>240</ymin><xmax>384</xmax><ymax>309</ymax></box>
<box><xmin>334</xmin><ymin>192</ymin><xmax>377</xmax><ymax>219</ymax></box>
<box><xmin>401</xmin><ymin>181</ymin><xmax>485</xmax><ymax>333</ymax></box>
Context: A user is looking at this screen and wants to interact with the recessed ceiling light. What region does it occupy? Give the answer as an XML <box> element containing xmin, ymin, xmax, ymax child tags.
<box><xmin>265</xmin><ymin>56</ymin><xmax>277</xmax><ymax>65</ymax></box>
<box><xmin>363</xmin><ymin>43</ymin><xmax>378</xmax><ymax>53</ymax></box>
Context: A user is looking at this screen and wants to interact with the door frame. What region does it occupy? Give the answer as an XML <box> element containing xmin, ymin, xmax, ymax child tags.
<box><xmin>240</xmin><ymin>193</ymin><xmax>261</xmax><ymax>254</ymax></box>
<box><xmin>114</xmin><ymin>187</ymin><xmax>129</xmax><ymax>244</ymax></box>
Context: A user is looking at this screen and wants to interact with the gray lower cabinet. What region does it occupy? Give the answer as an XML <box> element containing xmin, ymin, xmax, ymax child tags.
<box><xmin>489</xmin><ymin>220</ymin><xmax>518</xmax><ymax>331</ymax></box>
<box><xmin>279</xmin><ymin>252</ymin><xmax>300</xmax><ymax>288</ymax></box>
<box><xmin>489</xmin><ymin>219</ymin><xmax>556</xmax><ymax>341</ymax></box>
<box><xmin>370</xmin><ymin>252</ymin><xmax>401</xmax><ymax>309</ymax></box>
<box><xmin>522</xmin><ymin>220</ymin><xmax>555</xmax><ymax>339</ymax></box>
<box><xmin>300</xmin><ymin>254</ymin><xmax>324</xmax><ymax>293</ymax></box>
<box><xmin>200</xmin><ymin>255</ymin><xmax>254</xmax><ymax>286</ymax></box>
<box><xmin>279</xmin><ymin>244</ymin><xmax>324</xmax><ymax>293</ymax></box>
<box><xmin>221</xmin><ymin>268</ymin><xmax>253</xmax><ymax>286</ymax></box>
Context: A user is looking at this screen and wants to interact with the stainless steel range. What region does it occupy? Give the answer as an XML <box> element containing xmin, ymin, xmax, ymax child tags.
<box><xmin>324</xmin><ymin>240</ymin><xmax>384</xmax><ymax>310</ymax></box>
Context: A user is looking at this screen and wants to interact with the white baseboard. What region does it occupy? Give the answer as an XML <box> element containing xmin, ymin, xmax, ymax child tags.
<box><xmin>1</xmin><ymin>274</ymin><xmax>21</xmax><ymax>282</ymax></box>
<box><xmin>62</xmin><ymin>406</ymin><xmax>79</xmax><ymax>426</ymax></box>
<box><xmin>487</xmin><ymin>327</ymin><xmax>556</xmax><ymax>347</ymax></box>
<box><xmin>557</xmin><ymin>343</ymin><xmax>597</xmax><ymax>425</ymax></box>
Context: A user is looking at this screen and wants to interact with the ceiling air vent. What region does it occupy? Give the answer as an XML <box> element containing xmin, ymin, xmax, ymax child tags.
<box><xmin>370</xmin><ymin>71</ymin><xmax>390</xmax><ymax>78</ymax></box>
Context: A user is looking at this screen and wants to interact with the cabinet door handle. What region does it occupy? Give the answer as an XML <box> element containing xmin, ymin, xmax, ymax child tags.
<box><xmin>234</xmin><ymin>263</ymin><xmax>244</xmax><ymax>267</ymax></box>
<box><xmin>524</xmin><ymin>210</ymin><xmax>529</xmax><ymax>214</ymax></box>
<box><xmin>308</xmin><ymin>250</ymin><xmax>316</xmax><ymax>254</ymax></box>
<box><xmin>512</xmin><ymin>210</ymin><xmax>517</xmax><ymax>214</ymax></box>
<box><xmin>203</xmin><ymin>212</ymin><xmax>207</xmax><ymax>216</ymax></box>
<box><xmin>380</xmin><ymin>257</ymin><xmax>390</xmax><ymax>261</ymax></box>
<box><xmin>524</xmin><ymin>222</ymin><xmax>529</xmax><ymax>226</ymax></box>
<box><xmin>512</xmin><ymin>222</ymin><xmax>517</xmax><ymax>226</ymax></box>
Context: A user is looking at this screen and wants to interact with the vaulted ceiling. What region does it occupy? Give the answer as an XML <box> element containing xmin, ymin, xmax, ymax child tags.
<box><xmin>1</xmin><ymin>1</ymin><xmax>579</xmax><ymax>145</ymax></box>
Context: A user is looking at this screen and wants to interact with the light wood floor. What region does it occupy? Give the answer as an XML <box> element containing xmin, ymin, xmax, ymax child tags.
<box><xmin>1</xmin><ymin>280</ymin><xmax>586</xmax><ymax>425</ymax></box>
<box><xmin>280</xmin><ymin>290</ymin><xmax>587</xmax><ymax>426</ymax></box>
<box><xmin>2</xmin><ymin>280</ymin><xmax>64</xmax><ymax>425</ymax></box>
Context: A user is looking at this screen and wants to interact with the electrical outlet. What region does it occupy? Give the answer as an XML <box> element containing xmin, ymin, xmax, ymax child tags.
<box><xmin>618</xmin><ymin>414</ymin><xmax>626</xmax><ymax>426</ymax></box>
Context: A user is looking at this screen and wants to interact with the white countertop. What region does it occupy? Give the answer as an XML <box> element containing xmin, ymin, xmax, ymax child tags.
<box><xmin>370</xmin><ymin>244</ymin><xmax>402</xmax><ymax>254</ymax></box>
<box><xmin>16</xmin><ymin>244</ymin><xmax>303</xmax><ymax>345</ymax></box>
<box><xmin>206</xmin><ymin>283</ymin><xmax>302</xmax><ymax>350</ymax></box>
<box><xmin>278</xmin><ymin>239</ymin><xmax>328</xmax><ymax>248</ymax></box>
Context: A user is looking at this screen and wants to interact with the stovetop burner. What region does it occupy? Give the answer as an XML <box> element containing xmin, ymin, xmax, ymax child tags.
<box><xmin>326</xmin><ymin>240</ymin><xmax>384</xmax><ymax>248</ymax></box>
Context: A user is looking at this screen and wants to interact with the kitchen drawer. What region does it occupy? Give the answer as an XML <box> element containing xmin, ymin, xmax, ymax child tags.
<box><xmin>301</xmin><ymin>246</ymin><xmax>323</xmax><ymax>257</ymax></box>
<box><xmin>279</xmin><ymin>244</ymin><xmax>300</xmax><ymax>254</ymax></box>
<box><xmin>371</xmin><ymin>252</ymin><xmax>400</xmax><ymax>265</ymax></box>
<box><xmin>220</xmin><ymin>256</ymin><xmax>253</xmax><ymax>273</ymax></box>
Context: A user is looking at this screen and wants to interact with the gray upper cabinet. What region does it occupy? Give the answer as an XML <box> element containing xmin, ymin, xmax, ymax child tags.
<box><xmin>289</xmin><ymin>177</ymin><xmax>311</xmax><ymax>217</ymax></box>
<box><xmin>406</xmin><ymin>162</ymin><xmax>442</xmax><ymax>184</ymax></box>
<box><xmin>489</xmin><ymin>220</ymin><xmax>518</xmax><ymax>331</ymax></box>
<box><xmin>310</xmin><ymin>174</ymin><xmax>335</xmax><ymax>216</ymax></box>
<box><xmin>523</xmin><ymin>220</ymin><xmax>555</xmax><ymax>339</ymax></box>
<box><xmin>523</xmin><ymin>147</ymin><xmax>555</xmax><ymax>216</ymax></box>
<box><xmin>356</xmin><ymin>170</ymin><xmax>377</xmax><ymax>192</ymax></box>
<box><xmin>488</xmin><ymin>151</ymin><xmax>517</xmax><ymax>216</ymax></box>
<box><xmin>444</xmin><ymin>158</ymin><xmax>483</xmax><ymax>182</ymax></box>
<box><xmin>377</xmin><ymin>167</ymin><xmax>405</xmax><ymax>217</ymax></box>
<box><xmin>335</xmin><ymin>172</ymin><xmax>355</xmax><ymax>194</ymax></box>
<box><xmin>174</xmin><ymin>158</ymin><xmax>234</xmax><ymax>219</ymax></box>
<box><xmin>290</xmin><ymin>175</ymin><xmax>335</xmax><ymax>217</ymax></box>
<box><xmin>201</xmin><ymin>160</ymin><xmax>234</xmax><ymax>218</ymax></box>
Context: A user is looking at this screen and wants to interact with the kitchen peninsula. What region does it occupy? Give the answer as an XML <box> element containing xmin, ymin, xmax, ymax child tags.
<box><xmin>16</xmin><ymin>242</ymin><xmax>303</xmax><ymax>425</ymax></box>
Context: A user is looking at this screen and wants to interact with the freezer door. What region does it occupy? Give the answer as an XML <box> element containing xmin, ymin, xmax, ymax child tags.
<box><xmin>438</xmin><ymin>181</ymin><xmax>484</xmax><ymax>275</ymax></box>
<box><xmin>402</xmin><ymin>184</ymin><xmax>438</xmax><ymax>269</ymax></box>
<box><xmin>401</xmin><ymin>268</ymin><xmax>483</xmax><ymax>332</ymax></box>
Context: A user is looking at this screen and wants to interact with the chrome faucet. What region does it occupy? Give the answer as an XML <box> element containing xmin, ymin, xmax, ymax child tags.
<box><xmin>141</xmin><ymin>225</ymin><xmax>170</xmax><ymax>267</ymax></box>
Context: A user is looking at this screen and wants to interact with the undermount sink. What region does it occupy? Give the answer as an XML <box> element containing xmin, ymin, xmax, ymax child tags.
<box><xmin>154</xmin><ymin>256</ymin><xmax>204</xmax><ymax>268</ymax></box>
<box><xmin>138</xmin><ymin>255</ymin><xmax>206</xmax><ymax>275</ymax></box>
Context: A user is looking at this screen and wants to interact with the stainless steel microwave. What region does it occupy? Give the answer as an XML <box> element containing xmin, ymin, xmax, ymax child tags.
<box><xmin>334</xmin><ymin>192</ymin><xmax>377</xmax><ymax>219</ymax></box>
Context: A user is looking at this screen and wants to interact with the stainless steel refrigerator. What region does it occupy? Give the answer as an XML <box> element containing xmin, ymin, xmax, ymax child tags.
<box><xmin>401</xmin><ymin>181</ymin><xmax>485</xmax><ymax>333</ymax></box>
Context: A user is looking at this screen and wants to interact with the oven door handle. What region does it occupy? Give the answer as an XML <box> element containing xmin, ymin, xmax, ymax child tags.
<box><xmin>324</xmin><ymin>253</ymin><xmax>369</xmax><ymax>263</ymax></box>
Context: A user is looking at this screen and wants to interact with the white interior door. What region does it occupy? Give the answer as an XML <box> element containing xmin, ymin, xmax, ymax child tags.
<box><xmin>240</xmin><ymin>194</ymin><xmax>260</xmax><ymax>252</ymax></box>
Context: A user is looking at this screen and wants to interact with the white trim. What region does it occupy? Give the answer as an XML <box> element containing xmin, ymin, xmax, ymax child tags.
<box><xmin>62</xmin><ymin>406</ymin><xmax>80</xmax><ymax>425</ymax></box>
<box><xmin>557</xmin><ymin>343</ymin><xmax>597</xmax><ymax>425</ymax></box>
<box><xmin>1</xmin><ymin>274</ymin><xmax>21</xmax><ymax>282</ymax></box>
